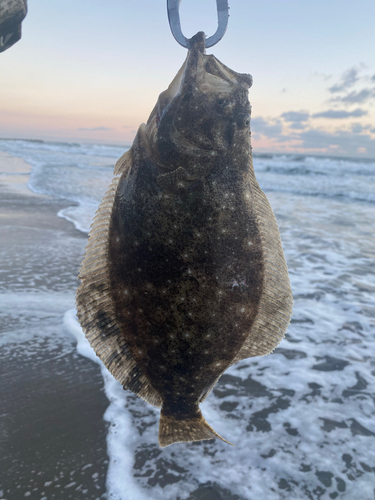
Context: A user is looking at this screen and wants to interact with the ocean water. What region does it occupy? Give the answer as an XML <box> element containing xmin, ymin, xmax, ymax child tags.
<box><xmin>1</xmin><ymin>138</ymin><xmax>375</xmax><ymax>500</ymax></box>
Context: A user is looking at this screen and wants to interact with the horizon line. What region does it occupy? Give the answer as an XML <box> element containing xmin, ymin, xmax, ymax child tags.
<box><xmin>1</xmin><ymin>136</ymin><xmax>374</xmax><ymax>163</ymax></box>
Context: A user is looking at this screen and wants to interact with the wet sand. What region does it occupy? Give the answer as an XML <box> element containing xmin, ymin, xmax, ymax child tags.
<box><xmin>0</xmin><ymin>153</ymin><xmax>110</xmax><ymax>499</ymax></box>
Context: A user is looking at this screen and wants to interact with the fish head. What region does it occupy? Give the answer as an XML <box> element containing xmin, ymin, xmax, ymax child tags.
<box><xmin>145</xmin><ymin>32</ymin><xmax>253</xmax><ymax>183</ymax></box>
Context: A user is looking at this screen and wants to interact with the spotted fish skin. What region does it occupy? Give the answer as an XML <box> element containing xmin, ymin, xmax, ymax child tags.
<box><xmin>76</xmin><ymin>32</ymin><xmax>293</xmax><ymax>447</ymax></box>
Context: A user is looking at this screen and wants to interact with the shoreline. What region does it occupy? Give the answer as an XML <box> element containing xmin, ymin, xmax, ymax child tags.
<box><xmin>0</xmin><ymin>152</ymin><xmax>110</xmax><ymax>499</ymax></box>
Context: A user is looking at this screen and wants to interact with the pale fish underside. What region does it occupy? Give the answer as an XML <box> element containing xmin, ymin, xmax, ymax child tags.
<box><xmin>76</xmin><ymin>32</ymin><xmax>293</xmax><ymax>448</ymax></box>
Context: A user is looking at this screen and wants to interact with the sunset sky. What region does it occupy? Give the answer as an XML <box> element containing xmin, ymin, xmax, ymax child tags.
<box><xmin>1</xmin><ymin>0</ymin><xmax>375</xmax><ymax>158</ymax></box>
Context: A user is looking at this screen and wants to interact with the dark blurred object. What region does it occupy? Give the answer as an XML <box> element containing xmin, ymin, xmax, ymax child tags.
<box><xmin>0</xmin><ymin>0</ymin><xmax>27</xmax><ymax>52</ymax></box>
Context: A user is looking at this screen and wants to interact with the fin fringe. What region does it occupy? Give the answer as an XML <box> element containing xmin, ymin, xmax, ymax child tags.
<box><xmin>76</xmin><ymin>172</ymin><xmax>162</xmax><ymax>408</ymax></box>
<box><xmin>114</xmin><ymin>148</ymin><xmax>133</xmax><ymax>175</ymax></box>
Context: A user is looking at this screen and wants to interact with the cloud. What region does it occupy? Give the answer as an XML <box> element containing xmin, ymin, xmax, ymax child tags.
<box><xmin>280</xmin><ymin>111</ymin><xmax>310</xmax><ymax>130</ymax></box>
<box><xmin>313</xmin><ymin>71</ymin><xmax>332</xmax><ymax>81</ymax></box>
<box><xmin>329</xmin><ymin>67</ymin><xmax>360</xmax><ymax>93</ymax></box>
<box><xmin>289</xmin><ymin>122</ymin><xmax>307</xmax><ymax>130</ymax></box>
<box><xmin>313</xmin><ymin>108</ymin><xmax>368</xmax><ymax>119</ymax></box>
<box><xmin>351</xmin><ymin>123</ymin><xmax>365</xmax><ymax>133</ymax></box>
<box><xmin>251</xmin><ymin>113</ymin><xmax>375</xmax><ymax>158</ymax></box>
<box><xmin>298</xmin><ymin>128</ymin><xmax>375</xmax><ymax>157</ymax></box>
<box><xmin>331</xmin><ymin>88</ymin><xmax>375</xmax><ymax>105</ymax></box>
<box><xmin>77</xmin><ymin>126</ymin><xmax>113</xmax><ymax>131</ymax></box>
<box><xmin>281</xmin><ymin>111</ymin><xmax>310</xmax><ymax>123</ymax></box>
<box><xmin>251</xmin><ymin>115</ymin><xmax>375</xmax><ymax>158</ymax></box>
<box><xmin>351</xmin><ymin>124</ymin><xmax>373</xmax><ymax>134</ymax></box>
<box><xmin>327</xmin><ymin>65</ymin><xmax>375</xmax><ymax>106</ymax></box>
<box><xmin>251</xmin><ymin>117</ymin><xmax>283</xmax><ymax>137</ymax></box>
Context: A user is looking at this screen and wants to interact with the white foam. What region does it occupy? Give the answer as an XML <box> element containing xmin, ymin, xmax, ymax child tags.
<box><xmin>254</xmin><ymin>153</ymin><xmax>375</xmax><ymax>203</ymax></box>
<box><xmin>0</xmin><ymin>292</ymin><xmax>73</xmax><ymax>347</ymax></box>
<box><xmin>58</xmin><ymin>203</ymin><xmax>98</xmax><ymax>234</ymax></box>
<box><xmin>102</xmin><ymin>370</ymin><xmax>151</xmax><ymax>500</ymax></box>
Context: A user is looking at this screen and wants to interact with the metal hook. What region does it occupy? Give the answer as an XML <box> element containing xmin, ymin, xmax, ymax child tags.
<box><xmin>167</xmin><ymin>0</ymin><xmax>229</xmax><ymax>49</ymax></box>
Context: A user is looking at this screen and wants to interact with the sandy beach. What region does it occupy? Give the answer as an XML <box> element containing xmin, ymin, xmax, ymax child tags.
<box><xmin>0</xmin><ymin>152</ymin><xmax>109</xmax><ymax>500</ymax></box>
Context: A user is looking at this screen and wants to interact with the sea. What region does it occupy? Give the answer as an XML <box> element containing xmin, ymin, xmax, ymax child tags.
<box><xmin>1</xmin><ymin>138</ymin><xmax>374</xmax><ymax>500</ymax></box>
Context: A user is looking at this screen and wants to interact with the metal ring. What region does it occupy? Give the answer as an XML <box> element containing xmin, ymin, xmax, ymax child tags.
<box><xmin>167</xmin><ymin>0</ymin><xmax>229</xmax><ymax>49</ymax></box>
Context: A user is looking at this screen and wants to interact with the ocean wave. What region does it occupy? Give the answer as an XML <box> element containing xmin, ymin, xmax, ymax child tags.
<box><xmin>58</xmin><ymin>204</ymin><xmax>97</xmax><ymax>234</ymax></box>
<box><xmin>254</xmin><ymin>154</ymin><xmax>375</xmax><ymax>178</ymax></box>
<box><xmin>260</xmin><ymin>184</ymin><xmax>375</xmax><ymax>204</ymax></box>
<box><xmin>0</xmin><ymin>137</ymin><xmax>128</xmax><ymax>159</ymax></box>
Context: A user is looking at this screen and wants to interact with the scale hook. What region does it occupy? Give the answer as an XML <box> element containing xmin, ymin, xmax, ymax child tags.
<box><xmin>167</xmin><ymin>0</ymin><xmax>229</xmax><ymax>49</ymax></box>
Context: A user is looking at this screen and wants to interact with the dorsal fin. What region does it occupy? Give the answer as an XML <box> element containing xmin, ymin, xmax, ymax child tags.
<box><xmin>76</xmin><ymin>161</ymin><xmax>162</xmax><ymax>408</ymax></box>
<box><xmin>114</xmin><ymin>147</ymin><xmax>133</xmax><ymax>176</ymax></box>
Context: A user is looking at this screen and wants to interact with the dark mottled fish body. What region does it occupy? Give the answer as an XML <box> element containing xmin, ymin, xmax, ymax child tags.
<box><xmin>76</xmin><ymin>33</ymin><xmax>293</xmax><ymax>447</ymax></box>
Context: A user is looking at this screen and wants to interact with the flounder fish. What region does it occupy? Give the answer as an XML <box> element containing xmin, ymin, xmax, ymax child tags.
<box><xmin>76</xmin><ymin>32</ymin><xmax>293</xmax><ymax>448</ymax></box>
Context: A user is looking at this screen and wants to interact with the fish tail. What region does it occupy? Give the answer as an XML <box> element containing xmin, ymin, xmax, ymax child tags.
<box><xmin>158</xmin><ymin>407</ymin><xmax>233</xmax><ymax>448</ymax></box>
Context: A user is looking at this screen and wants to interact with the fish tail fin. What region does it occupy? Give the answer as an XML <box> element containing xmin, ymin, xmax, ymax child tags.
<box><xmin>158</xmin><ymin>408</ymin><xmax>233</xmax><ymax>448</ymax></box>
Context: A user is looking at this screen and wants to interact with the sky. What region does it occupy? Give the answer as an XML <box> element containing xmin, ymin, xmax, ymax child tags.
<box><xmin>1</xmin><ymin>0</ymin><xmax>375</xmax><ymax>158</ymax></box>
